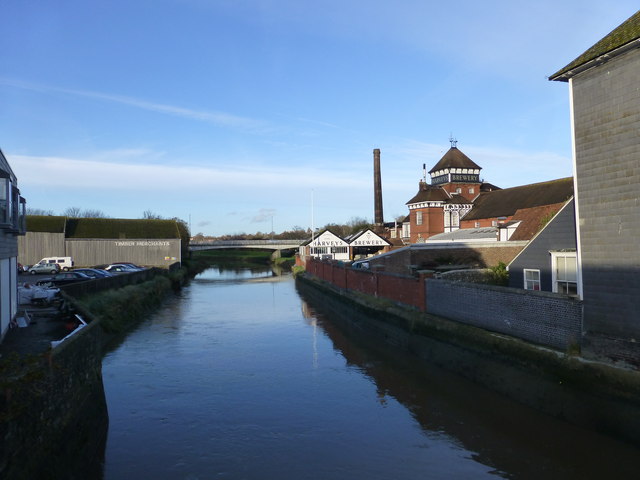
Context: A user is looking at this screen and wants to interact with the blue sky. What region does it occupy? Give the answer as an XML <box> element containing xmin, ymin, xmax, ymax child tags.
<box><xmin>2</xmin><ymin>1</ymin><xmax>637</xmax><ymax>236</ymax></box>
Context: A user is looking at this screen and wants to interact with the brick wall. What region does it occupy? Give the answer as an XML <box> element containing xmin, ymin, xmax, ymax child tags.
<box><xmin>426</xmin><ymin>279</ymin><xmax>582</xmax><ymax>351</ymax></box>
<box><xmin>306</xmin><ymin>257</ymin><xmax>583</xmax><ymax>351</ymax></box>
<box><xmin>306</xmin><ymin>258</ymin><xmax>425</xmax><ymax>310</ymax></box>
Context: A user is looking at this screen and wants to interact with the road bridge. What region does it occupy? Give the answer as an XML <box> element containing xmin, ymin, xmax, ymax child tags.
<box><xmin>189</xmin><ymin>239</ymin><xmax>305</xmax><ymax>258</ymax></box>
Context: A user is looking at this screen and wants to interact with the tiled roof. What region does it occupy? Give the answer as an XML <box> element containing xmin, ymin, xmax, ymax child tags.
<box><xmin>462</xmin><ymin>177</ymin><xmax>573</xmax><ymax>221</ymax></box>
<box><xmin>405</xmin><ymin>185</ymin><xmax>450</xmax><ymax>205</ymax></box>
<box><xmin>507</xmin><ymin>202</ymin><xmax>568</xmax><ymax>241</ymax></box>
<box><xmin>549</xmin><ymin>10</ymin><xmax>640</xmax><ymax>81</ymax></box>
<box><xmin>429</xmin><ymin>147</ymin><xmax>482</xmax><ymax>173</ymax></box>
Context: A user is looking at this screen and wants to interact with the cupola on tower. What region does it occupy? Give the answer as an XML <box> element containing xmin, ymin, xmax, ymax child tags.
<box><xmin>405</xmin><ymin>139</ymin><xmax>484</xmax><ymax>243</ymax></box>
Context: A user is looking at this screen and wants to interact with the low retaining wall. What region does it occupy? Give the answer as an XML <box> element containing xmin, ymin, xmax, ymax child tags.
<box><xmin>427</xmin><ymin>279</ymin><xmax>583</xmax><ymax>351</ymax></box>
<box><xmin>305</xmin><ymin>258</ymin><xmax>426</xmax><ymax>311</ymax></box>
<box><xmin>305</xmin><ymin>257</ymin><xmax>583</xmax><ymax>352</ymax></box>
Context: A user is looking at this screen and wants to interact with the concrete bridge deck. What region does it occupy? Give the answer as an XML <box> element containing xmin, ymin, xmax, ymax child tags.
<box><xmin>189</xmin><ymin>239</ymin><xmax>304</xmax><ymax>252</ymax></box>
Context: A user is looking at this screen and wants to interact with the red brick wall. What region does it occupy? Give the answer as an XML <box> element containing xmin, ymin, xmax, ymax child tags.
<box><xmin>305</xmin><ymin>258</ymin><xmax>426</xmax><ymax>311</ymax></box>
<box><xmin>410</xmin><ymin>207</ymin><xmax>445</xmax><ymax>243</ymax></box>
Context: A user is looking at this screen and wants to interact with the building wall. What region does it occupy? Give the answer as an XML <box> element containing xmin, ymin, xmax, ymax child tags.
<box><xmin>460</xmin><ymin>216</ymin><xmax>514</xmax><ymax>229</ymax></box>
<box><xmin>65</xmin><ymin>238</ymin><xmax>181</xmax><ymax>267</ymax></box>
<box><xmin>17</xmin><ymin>231</ymin><xmax>66</xmax><ymax>265</ymax></box>
<box><xmin>571</xmin><ymin>47</ymin><xmax>640</xmax><ymax>364</ymax></box>
<box><xmin>508</xmin><ymin>199</ymin><xmax>576</xmax><ymax>290</ymax></box>
<box><xmin>409</xmin><ymin>207</ymin><xmax>444</xmax><ymax>243</ymax></box>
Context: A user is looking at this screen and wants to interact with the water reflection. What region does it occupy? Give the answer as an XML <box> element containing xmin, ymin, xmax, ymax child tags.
<box><xmin>297</xmin><ymin>284</ymin><xmax>640</xmax><ymax>478</ymax></box>
<box><xmin>100</xmin><ymin>267</ymin><xmax>640</xmax><ymax>480</ymax></box>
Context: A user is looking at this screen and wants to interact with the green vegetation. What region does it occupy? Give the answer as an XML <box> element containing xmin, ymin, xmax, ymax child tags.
<box><xmin>539</xmin><ymin>210</ymin><xmax>558</xmax><ymax>230</ymax></box>
<box><xmin>65</xmin><ymin>217</ymin><xmax>181</xmax><ymax>239</ymax></box>
<box><xmin>75</xmin><ymin>276</ymin><xmax>172</xmax><ymax>333</ymax></box>
<box><xmin>488</xmin><ymin>262</ymin><xmax>509</xmax><ymax>286</ymax></box>
<box><xmin>25</xmin><ymin>215</ymin><xmax>67</xmax><ymax>233</ymax></box>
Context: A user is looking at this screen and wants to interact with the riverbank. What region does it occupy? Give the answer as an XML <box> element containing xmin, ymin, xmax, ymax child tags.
<box><xmin>296</xmin><ymin>272</ymin><xmax>640</xmax><ymax>447</ymax></box>
<box><xmin>0</xmin><ymin>260</ymin><xmax>208</xmax><ymax>479</ymax></box>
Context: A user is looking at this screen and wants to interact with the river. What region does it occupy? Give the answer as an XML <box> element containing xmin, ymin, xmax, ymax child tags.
<box><xmin>101</xmin><ymin>265</ymin><xmax>640</xmax><ymax>479</ymax></box>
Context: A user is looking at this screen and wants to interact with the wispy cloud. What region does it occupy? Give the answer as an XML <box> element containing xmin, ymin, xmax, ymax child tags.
<box><xmin>0</xmin><ymin>77</ymin><xmax>268</xmax><ymax>130</ymax></box>
<box><xmin>249</xmin><ymin>208</ymin><xmax>277</xmax><ymax>223</ymax></box>
<box><xmin>10</xmin><ymin>153</ymin><xmax>368</xmax><ymax>191</ymax></box>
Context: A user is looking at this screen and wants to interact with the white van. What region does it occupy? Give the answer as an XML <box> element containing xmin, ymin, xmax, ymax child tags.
<box><xmin>37</xmin><ymin>257</ymin><xmax>74</xmax><ymax>271</ymax></box>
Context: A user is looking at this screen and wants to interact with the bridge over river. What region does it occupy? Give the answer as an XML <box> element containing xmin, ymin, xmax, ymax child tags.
<box><xmin>189</xmin><ymin>239</ymin><xmax>305</xmax><ymax>257</ymax></box>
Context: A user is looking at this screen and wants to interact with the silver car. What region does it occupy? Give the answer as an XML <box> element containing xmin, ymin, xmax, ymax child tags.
<box><xmin>28</xmin><ymin>263</ymin><xmax>60</xmax><ymax>275</ymax></box>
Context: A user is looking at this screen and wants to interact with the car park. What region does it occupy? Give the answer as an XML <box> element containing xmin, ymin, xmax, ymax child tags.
<box><xmin>35</xmin><ymin>271</ymin><xmax>92</xmax><ymax>287</ymax></box>
<box><xmin>72</xmin><ymin>268</ymin><xmax>113</xmax><ymax>279</ymax></box>
<box><xmin>28</xmin><ymin>263</ymin><xmax>61</xmax><ymax>275</ymax></box>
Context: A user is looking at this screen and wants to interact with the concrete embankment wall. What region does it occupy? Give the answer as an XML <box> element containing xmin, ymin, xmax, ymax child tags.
<box><xmin>1</xmin><ymin>265</ymin><xmax>186</xmax><ymax>478</ymax></box>
<box><xmin>296</xmin><ymin>273</ymin><xmax>640</xmax><ymax>447</ymax></box>
<box><xmin>305</xmin><ymin>257</ymin><xmax>582</xmax><ymax>352</ymax></box>
<box><xmin>0</xmin><ymin>317</ymin><xmax>108</xmax><ymax>479</ymax></box>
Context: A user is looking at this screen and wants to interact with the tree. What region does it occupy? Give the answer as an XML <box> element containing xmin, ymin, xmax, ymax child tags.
<box><xmin>143</xmin><ymin>210</ymin><xmax>163</xmax><ymax>220</ymax></box>
<box><xmin>63</xmin><ymin>206</ymin><xmax>82</xmax><ymax>218</ymax></box>
<box><xmin>26</xmin><ymin>207</ymin><xmax>54</xmax><ymax>216</ymax></box>
<box><xmin>81</xmin><ymin>209</ymin><xmax>108</xmax><ymax>218</ymax></box>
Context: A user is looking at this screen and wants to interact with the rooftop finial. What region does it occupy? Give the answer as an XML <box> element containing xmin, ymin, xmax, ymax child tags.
<box><xmin>449</xmin><ymin>134</ymin><xmax>458</xmax><ymax>148</ymax></box>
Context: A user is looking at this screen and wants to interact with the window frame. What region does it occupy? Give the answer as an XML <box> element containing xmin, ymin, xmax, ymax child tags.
<box><xmin>550</xmin><ymin>252</ymin><xmax>577</xmax><ymax>295</ymax></box>
<box><xmin>523</xmin><ymin>269</ymin><xmax>541</xmax><ymax>291</ymax></box>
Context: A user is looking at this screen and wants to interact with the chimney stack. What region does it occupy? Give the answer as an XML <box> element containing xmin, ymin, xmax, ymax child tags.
<box><xmin>373</xmin><ymin>148</ymin><xmax>384</xmax><ymax>232</ymax></box>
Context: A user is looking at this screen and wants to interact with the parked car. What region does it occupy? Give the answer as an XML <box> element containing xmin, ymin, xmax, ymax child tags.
<box><xmin>35</xmin><ymin>271</ymin><xmax>92</xmax><ymax>287</ymax></box>
<box><xmin>104</xmin><ymin>264</ymin><xmax>140</xmax><ymax>274</ymax></box>
<box><xmin>112</xmin><ymin>262</ymin><xmax>145</xmax><ymax>270</ymax></box>
<box><xmin>72</xmin><ymin>268</ymin><xmax>113</xmax><ymax>279</ymax></box>
<box><xmin>35</xmin><ymin>256</ymin><xmax>74</xmax><ymax>272</ymax></box>
<box><xmin>28</xmin><ymin>263</ymin><xmax>61</xmax><ymax>275</ymax></box>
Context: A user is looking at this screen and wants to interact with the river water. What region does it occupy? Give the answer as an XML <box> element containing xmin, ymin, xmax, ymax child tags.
<box><xmin>101</xmin><ymin>266</ymin><xmax>640</xmax><ymax>479</ymax></box>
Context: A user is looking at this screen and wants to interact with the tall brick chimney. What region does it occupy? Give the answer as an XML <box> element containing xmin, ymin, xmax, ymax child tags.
<box><xmin>373</xmin><ymin>148</ymin><xmax>384</xmax><ymax>232</ymax></box>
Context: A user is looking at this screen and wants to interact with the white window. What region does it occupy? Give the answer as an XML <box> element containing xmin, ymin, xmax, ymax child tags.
<box><xmin>456</xmin><ymin>187</ymin><xmax>462</xmax><ymax>194</ymax></box>
<box><xmin>551</xmin><ymin>252</ymin><xmax>577</xmax><ymax>295</ymax></box>
<box><xmin>491</xmin><ymin>220</ymin><xmax>498</xmax><ymax>227</ymax></box>
<box><xmin>475</xmin><ymin>221</ymin><xmax>480</xmax><ymax>228</ymax></box>
<box><xmin>416</xmin><ymin>211</ymin><xmax>423</xmax><ymax>225</ymax></box>
<box><xmin>524</xmin><ymin>269</ymin><xmax>541</xmax><ymax>290</ymax></box>
<box><xmin>390</xmin><ymin>230</ymin><xmax>397</xmax><ymax>239</ymax></box>
<box><xmin>469</xmin><ymin>187</ymin><xmax>474</xmax><ymax>194</ymax></box>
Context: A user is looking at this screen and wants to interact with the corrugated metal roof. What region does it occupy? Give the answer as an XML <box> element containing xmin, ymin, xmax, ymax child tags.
<box><xmin>427</xmin><ymin>227</ymin><xmax>498</xmax><ymax>242</ymax></box>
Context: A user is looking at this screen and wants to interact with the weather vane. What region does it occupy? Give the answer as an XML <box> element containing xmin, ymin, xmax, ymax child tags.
<box><xmin>449</xmin><ymin>134</ymin><xmax>458</xmax><ymax>148</ymax></box>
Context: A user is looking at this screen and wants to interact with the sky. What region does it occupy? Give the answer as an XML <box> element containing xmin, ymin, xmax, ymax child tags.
<box><xmin>1</xmin><ymin>1</ymin><xmax>638</xmax><ymax>236</ymax></box>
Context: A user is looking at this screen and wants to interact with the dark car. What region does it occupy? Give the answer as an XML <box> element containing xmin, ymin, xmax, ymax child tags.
<box><xmin>104</xmin><ymin>264</ymin><xmax>141</xmax><ymax>274</ymax></box>
<box><xmin>36</xmin><ymin>271</ymin><xmax>92</xmax><ymax>287</ymax></box>
<box><xmin>72</xmin><ymin>268</ymin><xmax>113</xmax><ymax>279</ymax></box>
